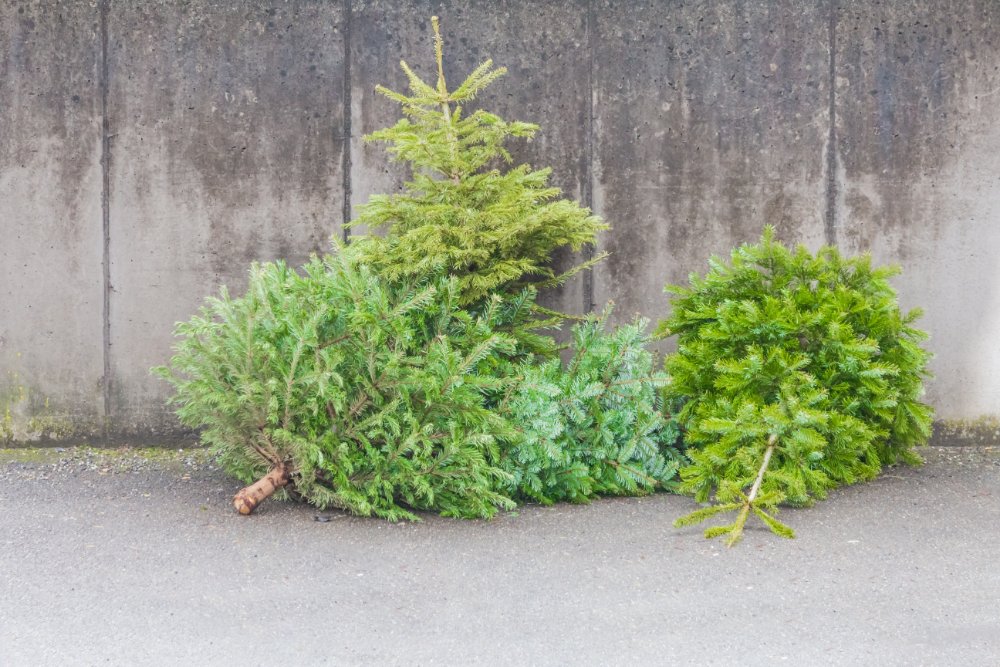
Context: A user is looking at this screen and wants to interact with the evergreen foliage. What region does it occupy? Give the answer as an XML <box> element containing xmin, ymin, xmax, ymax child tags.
<box><xmin>155</xmin><ymin>248</ymin><xmax>520</xmax><ymax>520</ymax></box>
<box><xmin>660</xmin><ymin>228</ymin><xmax>933</xmax><ymax>543</ymax></box>
<box><xmin>498</xmin><ymin>314</ymin><xmax>682</xmax><ymax>504</ymax></box>
<box><xmin>347</xmin><ymin>17</ymin><xmax>607</xmax><ymax>307</ymax></box>
<box><xmin>154</xmin><ymin>17</ymin><xmax>686</xmax><ymax>520</ymax></box>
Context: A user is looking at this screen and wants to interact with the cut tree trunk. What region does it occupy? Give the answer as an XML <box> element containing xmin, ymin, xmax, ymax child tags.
<box><xmin>233</xmin><ymin>463</ymin><xmax>290</xmax><ymax>515</ymax></box>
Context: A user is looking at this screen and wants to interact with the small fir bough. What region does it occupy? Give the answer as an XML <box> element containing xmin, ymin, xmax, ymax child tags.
<box><xmin>661</xmin><ymin>228</ymin><xmax>933</xmax><ymax>545</ymax></box>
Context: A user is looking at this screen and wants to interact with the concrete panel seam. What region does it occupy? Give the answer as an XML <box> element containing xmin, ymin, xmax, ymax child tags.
<box><xmin>825</xmin><ymin>0</ymin><xmax>839</xmax><ymax>246</ymax></box>
<box><xmin>100</xmin><ymin>0</ymin><xmax>112</xmax><ymax>422</ymax></box>
<box><xmin>341</xmin><ymin>0</ymin><xmax>353</xmax><ymax>241</ymax></box>
<box><xmin>583</xmin><ymin>0</ymin><xmax>596</xmax><ymax>314</ymax></box>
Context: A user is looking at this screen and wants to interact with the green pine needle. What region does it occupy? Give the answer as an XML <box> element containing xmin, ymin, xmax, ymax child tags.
<box><xmin>673</xmin><ymin>502</ymin><xmax>742</xmax><ymax>528</ymax></box>
<box><xmin>752</xmin><ymin>506</ymin><xmax>796</xmax><ymax>540</ymax></box>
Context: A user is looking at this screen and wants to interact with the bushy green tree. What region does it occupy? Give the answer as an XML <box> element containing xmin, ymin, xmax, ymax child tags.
<box><xmin>660</xmin><ymin>228</ymin><xmax>933</xmax><ymax>544</ymax></box>
<box><xmin>499</xmin><ymin>314</ymin><xmax>682</xmax><ymax>504</ymax></box>
<box><xmin>348</xmin><ymin>17</ymin><xmax>606</xmax><ymax>308</ymax></box>
<box><xmin>155</xmin><ymin>17</ymin><xmax>686</xmax><ymax>520</ymax></box>
<box><xmin>155</xmin><ymin>247</ymin><xmax>520</xmax><ymax>520</ymax></box>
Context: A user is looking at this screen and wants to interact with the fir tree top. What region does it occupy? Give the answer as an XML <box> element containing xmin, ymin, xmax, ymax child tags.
<box><xmin>348</xmin><ymin>17</ymin><xmax>607</xmax><ymax>307</ymax></box>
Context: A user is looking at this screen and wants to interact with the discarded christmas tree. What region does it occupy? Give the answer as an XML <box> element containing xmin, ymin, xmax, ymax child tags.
<box><xmin>156</xmin><ymin>249</ymin><xmax>520</xmax><ymax>519</ymax></box>
<box><xmin>348</xmin><ymin>17</ymin><xmax>606</xmax><ymax>310</ymax></box>
<box><xmin>661</xmin><ymin>228</ymin><xmax>933</xmax><ymax>545</ymax></box>
<box><xmin>499</xmin><ymin>312</ymin><xmax>681</xmax><ymax>504</ymax></box>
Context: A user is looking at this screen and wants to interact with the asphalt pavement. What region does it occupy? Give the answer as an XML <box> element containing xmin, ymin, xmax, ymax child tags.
<box><xmin>2</xmin><ymin>446</ymin><xmax>998</xmax><ymax>666</ymax></box>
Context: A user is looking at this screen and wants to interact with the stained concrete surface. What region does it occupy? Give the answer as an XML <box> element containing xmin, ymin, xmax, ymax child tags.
<box><xmin>105</xmin><ymin>0</ymin><xmax>347</xmax><ymax>436</ymax></box>
<box><xmin>1</xmin><ymin>446</ymin><xmax>998</xmax><ymax>665</ymax></box>
<box><xmin>834</xmin><ymin>1</ymin><xmax>1000</xmax><ymax>419</ymax></box>
<box><xmin>0</xmin><ymin>1</ymin><xmax>105</xmax><ymax>439</ymax></box>
<box><xmin>4</xmin><ymin>1</ymin><xmax>1000</xmax><ymax>442</ymax></box>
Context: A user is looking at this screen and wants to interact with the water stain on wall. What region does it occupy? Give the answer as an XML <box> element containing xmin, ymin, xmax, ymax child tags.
<box><xmin>593</xmin><ymin>0</ymin><xmax>830</xmax><ymax>321</ymax></box>
<box><xmin>105</xmin><ymin>0</ymin><xmax>347</xmax><ymax>420</ymax></box>
<box><xmin>1</xmin><ymin>1</ymin><xmax>105</xmax><ymax>429</ymax></box>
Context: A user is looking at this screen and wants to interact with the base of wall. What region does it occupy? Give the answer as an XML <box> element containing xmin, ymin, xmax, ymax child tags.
<box><xmin>2</xmin><ymin>417</ymin><xmax>197</xmax><ymax>448</ymax></box>
<box><xmin>928</xmin><ymin>417</ymin><xmax>1000</xmax><ymax>447</ymax></box>
<box><xmin>3</xmin><ymin>419</ymin><xmax>998</xmax><ymax>449</ymax></box>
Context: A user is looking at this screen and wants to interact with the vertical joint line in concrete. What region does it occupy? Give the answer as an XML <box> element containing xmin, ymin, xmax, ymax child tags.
<box><xmin>824</xmin><ymin>0</ymin><xmax>838</xmax><ymax>246</ymax></box>
<box><xmin>100</xmin><ymin>0</ymin><xmax>112</xmax><ymax>421</ymax></box>
<box><xmin>582</xmin><ymin>0</ymin><xmax>596</xmax><ymax>314</ymax></box>
<box><xmin>341</xmin><ymin>0</ymin><xmax>353</xmax><ymax>242</ymax></box>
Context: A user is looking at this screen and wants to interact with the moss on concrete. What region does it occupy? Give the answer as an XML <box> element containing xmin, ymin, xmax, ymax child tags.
<box><xmin>0</xmin><ymin>376</ymin><xmax>107</xmax><ymax>445</ymax></box>
<box><xmin>26</xmin><ymin>414</ymin><xmax>79</xmax><ymax>440</ymax></box>
<box><xmin>930</xmin><ymin>417</ymin><xmax>1000</xmax><ymax>447</ymax></box>
<box><xmin>0</xmin><ymin>445</ymin><xmax>212</xmax><ymax>469</ymax></box>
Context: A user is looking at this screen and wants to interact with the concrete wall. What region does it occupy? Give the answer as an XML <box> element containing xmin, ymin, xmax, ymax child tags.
<box><xmin>2</xmin><ymin>0</ymin><xmax>1000</xmax><ymax>445</ymax></box>
<box><xmin>1</xmin><ymin>1</ymin><xmax>106</xmax><ymax>441</ymax></box>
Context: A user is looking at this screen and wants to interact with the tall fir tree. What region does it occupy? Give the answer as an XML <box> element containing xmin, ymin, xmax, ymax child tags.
<box><xmin>155</xmin><ymin>17</ymin><xmax>683</xmax><ymax>519</ymax></box>
<box><xmin>348</xmin><ymin>17</ymin><xmax>607</xmax><ymax>309</ymax></box>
